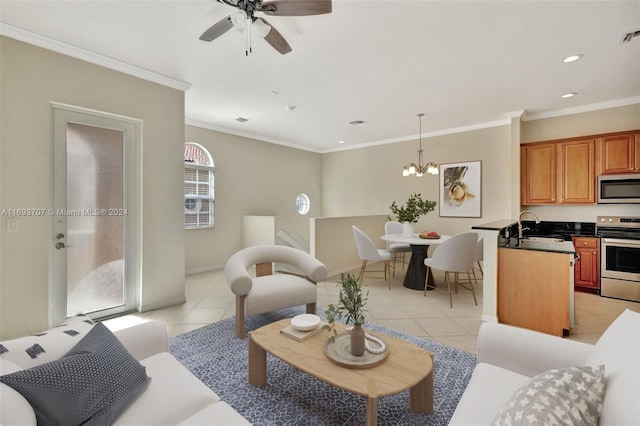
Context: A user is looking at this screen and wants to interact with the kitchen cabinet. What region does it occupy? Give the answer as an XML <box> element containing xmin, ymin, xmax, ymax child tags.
<box><xmin>521</xmin><ymin>139</ymin><xmax>595</xmax><ymax>205</ymax></box>
<box><xmin>521</xmin><ymin>143</ymin><xmax>556</xmax><ymax>204</ymax></box>
<box><xmin>599</xmin><ymin>133</ymin><xmax>640</xmax><ymax>174</ymax></box>
<box><xmin>572</xmin><ymin>237</ymin><xmax>600</xmax><ymax>292</ymax></box>
<box><xmin>498</xmin><ymin>247</ymin><xmax>572</xmax><ymax>337</ymax></box>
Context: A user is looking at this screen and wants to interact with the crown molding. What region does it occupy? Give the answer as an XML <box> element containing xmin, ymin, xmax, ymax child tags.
<box><xmin>323</xmin><ymin>118</ymin><xmax>512</xmax><ymax>153</ymax></box>
<box><xmin>505</xmin><ymin>109</ymin><xmax>527</xmax><ymax>119</ymax></box>
<box><xmin>185</xmin><ymin>118</ymin><xmax>323</xmax><ymax>153</ymax></box>
<box><xmin>522</xmin><ymin>96</ymin><xmax>640</xmax><ymax>121</ymax></box>
<box><xmin>0</xmin><ymin>23</ymin><xmax>192</xmax><ymax>92</ymax></box>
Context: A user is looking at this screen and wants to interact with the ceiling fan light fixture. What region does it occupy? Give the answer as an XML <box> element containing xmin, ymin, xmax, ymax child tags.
<box><xmin>253</xmin><ymin>17</ymin><xmax>271</xmax><ymax>37</ymax></box>
<box><xmin>231</xmin><ymin>10</ymin><xmax>247</xmax><ymax>30</ymax></box>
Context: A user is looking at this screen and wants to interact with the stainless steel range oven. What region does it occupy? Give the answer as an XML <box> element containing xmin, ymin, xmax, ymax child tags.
<box><xmin>598</xmin><ymin>216</ymin><xmax>640</xmax><ymax>303</ymax></box>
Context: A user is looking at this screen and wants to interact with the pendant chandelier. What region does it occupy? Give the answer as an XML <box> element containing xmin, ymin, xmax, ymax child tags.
<box><xmin>402</xmin><ymin>113</ymin><xmax>439</xmax><ymax>177</ymax></box>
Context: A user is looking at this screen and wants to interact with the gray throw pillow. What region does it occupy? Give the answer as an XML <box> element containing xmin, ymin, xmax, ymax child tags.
<box><xmin>0</xmin><ymin>322</ymin><xmax>150</xmax><ymax>426</ymax></box>
<box><xmin>492</xmin><ymin>365</ymin><xmax>605</xmax><ymax>426</ymax></box>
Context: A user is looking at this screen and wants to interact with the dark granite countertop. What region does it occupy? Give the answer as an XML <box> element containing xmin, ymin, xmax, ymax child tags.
<box><xmin>472</xmin><ymin>220</ymin><xmax>516</xmax><ymax>231</ymax></box>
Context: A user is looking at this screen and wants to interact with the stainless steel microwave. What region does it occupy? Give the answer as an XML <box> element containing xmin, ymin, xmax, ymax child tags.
<box><xmin>598</xmin><ymin>174</ymin><xmax>640</xmax><ymax>204</ymax></box>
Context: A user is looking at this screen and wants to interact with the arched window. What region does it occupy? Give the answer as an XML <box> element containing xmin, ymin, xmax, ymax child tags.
<box><xmin>184</xmin><ymin>142</ymin><xmax>214</xmax><ymax>229</ymax></box>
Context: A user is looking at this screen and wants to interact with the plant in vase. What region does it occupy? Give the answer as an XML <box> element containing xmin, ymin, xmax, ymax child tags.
<box><xmin>323</xmin><ymin>273</ymin><xmax>368</xmax><ymax>356</ymax></box>
<box><xmin>389</xmin><ymin>193</ymin><xmax>437</xmax><ymax>236</ymax></box>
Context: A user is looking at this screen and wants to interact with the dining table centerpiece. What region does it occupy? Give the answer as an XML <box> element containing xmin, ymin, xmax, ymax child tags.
<box><xmin>324</xmin><ymin>273</ymin><xmax>368</xmax><ymax>356</ymax></box>
<box><xmin>389</xmin><ymin>193</ymin><xmax>437</xmax><ymax>236</ymax></box>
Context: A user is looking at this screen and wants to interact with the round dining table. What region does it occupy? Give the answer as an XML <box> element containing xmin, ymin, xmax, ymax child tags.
<box><xmin>380</xmin><ymin>233</ymin><xmax>451</xmax><ymax>291</ymax></box>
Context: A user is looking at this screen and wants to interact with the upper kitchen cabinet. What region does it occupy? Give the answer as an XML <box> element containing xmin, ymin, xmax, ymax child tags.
<box><xmin>521</xmin><ymin>139</ymin><xmax>595</xmax><ymax>205</ymax></box>
<box><xmin>561</xmin><ymin>139</ymin><xmax>596</xmax><ymax>203</ymax></box>
<box><xmin>521</xmin><ymin>143</ymin><xmax>556</xmax><ymax>204</ymax></box>
<box><xmin>599</xmin><ymin>133</ymin><xmax>640</xmax><ymax>174</ymax></box>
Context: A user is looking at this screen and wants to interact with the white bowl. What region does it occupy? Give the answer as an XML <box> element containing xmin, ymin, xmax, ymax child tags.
<box><xmin>291</xmin><ymin>314</ymin><xmax>321</xmax><ymax>331</ymax></box>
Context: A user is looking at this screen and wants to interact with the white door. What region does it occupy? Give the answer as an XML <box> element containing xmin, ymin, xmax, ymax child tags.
<box><xmin>51</xmin><ymin>104</ymin><xmax>140</xmax><ymax>324</ymax></box>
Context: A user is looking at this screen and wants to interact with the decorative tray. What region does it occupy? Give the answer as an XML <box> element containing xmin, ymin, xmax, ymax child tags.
<box><xmin>419</xmin><ymin>235</ymin><xmax>441</xmax><ymax>239</ymax></box>
<box><xmin>324</xmin><ymin>332</ymin><xmax>388</xmax><ymax>369</ymax></box>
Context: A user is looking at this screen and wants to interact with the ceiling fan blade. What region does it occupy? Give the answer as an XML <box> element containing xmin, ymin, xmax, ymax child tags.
<box><xmin>199</xmin><ymin>16</ymin><xmax>234</xmax><ymax>42</ymax></box>
<box><xmin>259</xmin><ymin>18</ymin><xmax>292</xmax><ymax>55</ymax></box>
<box><xmin>261</xmin><ymin>0</ymin><xmax>332</xmax><ymax>16</ymax></box>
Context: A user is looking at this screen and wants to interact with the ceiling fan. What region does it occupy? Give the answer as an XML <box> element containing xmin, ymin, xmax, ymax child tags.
<box><xmin>199</xmin><ymin>0</ymin><xmax>332</xmax><ymax>55</ymax></box>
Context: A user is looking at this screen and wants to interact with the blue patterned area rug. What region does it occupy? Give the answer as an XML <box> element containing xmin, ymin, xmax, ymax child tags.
<box><xmin>169</xmin><ymin>307</ymin><xmax>476</xmax><ymax>425</ymax></box>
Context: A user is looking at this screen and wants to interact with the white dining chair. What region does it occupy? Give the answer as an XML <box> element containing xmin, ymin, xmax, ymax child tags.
<box><xmin>384</xmin><ymin>221</ymin><xmax>411</xmax><ymax>276</ymax></box>
<box><xmin>423</xmin><ymin>232</ymin><xmax>478</xmax><ymax>308</ymax></box>
<box><xmin>352</xmin><ymin>226</ymin><xmax>394</xmax><ymax>289</ymax></box>
<box><xmin>473</xmin><ymin>236</ymin><xmax>484</xmax><ymax>279</ymax></box>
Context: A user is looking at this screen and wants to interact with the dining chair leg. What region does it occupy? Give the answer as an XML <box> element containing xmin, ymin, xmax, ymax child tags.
<box><xmin>385</xmin><ymin>261</ymin><xmax>391</xmax><ymax>290</ymax></box>
<box><xmin>423</xmin><ymin>266</ymin><xmax>431</xmax><ymax>297</ymax></box>
<box><xmin>358</xmin><ymin>260</ymin><xmax>367</xmax><ymax>281</ymax></box>
<box><xmin>477</xmin><ymin>261</ymin><xmax>483</xmax><ymax>277</ymax></box>
<box><xmin>392</xmin><ymin>254</ymin><xmax>396</xmax><ymax>278</ymax></box>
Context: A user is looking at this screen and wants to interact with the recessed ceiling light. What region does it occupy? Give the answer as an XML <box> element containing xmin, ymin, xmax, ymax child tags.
<box><xmin>286</xmin><ymin>106</ymin><xmax>297</xmax><ymax>111</ymax></box>
<box><xmin>563</xmin><ymin>54</ymin><xmax>583</xmax><ymax>63</ymax></box>
<box><xmin>349</xmin><ymin>120</ymin><xmax>366</xmax><ymax>126</ymax></box>
<box><xmin>562</xmin><ymin>92</ymin><xmax>577</xmax><ymax>98</ymax></box>
<box><xmin>338</xmin><ymin>140</ymin><xmax>345</xmax><ymax>144</ymax></box>
<box><xmin>235</xmin><ymin>117</ymin><xmax>249</xmax><ymax>122</ymax></box>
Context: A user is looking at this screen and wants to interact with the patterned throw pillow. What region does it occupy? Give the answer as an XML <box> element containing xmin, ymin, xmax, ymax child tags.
<box><xmin>0</xmin><ymin>322</ymin><xmax>150</xmax><ymax>425</ymax></box>
<box><xmin>492</xmin><ymin>365</ymin><xmax>605</xmax><ymax>426</ymax></box>
<box><xmin>0</xmin><ymin>314</ymin><xmax>95</xmax><ymax>368</ymax></box>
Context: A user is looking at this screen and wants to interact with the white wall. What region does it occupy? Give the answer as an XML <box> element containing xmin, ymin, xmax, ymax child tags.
<box><xmin>0</xmin><ymin>37</ymin><xmax>186</xmax><ymax>339</ymax></box>
<box><xmin>184</xmin><ymin>124</ymin><xmax>322</xmax><ymax>274</ymax></box>
<box><xmin>321</xmin><ymin>125</ymin><xmax>514</xmax><ymax>235</ymax></box>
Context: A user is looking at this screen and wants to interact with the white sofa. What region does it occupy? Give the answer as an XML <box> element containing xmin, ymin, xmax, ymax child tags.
<box><xmin>0</xmin><ymin>317</ymin><xmax>251</xmax><ymax>425</ymax></box>
<box><xmin>450</xmin><ymin>309</ymin><xmax>639</xmax><ymax>425</ymax></box>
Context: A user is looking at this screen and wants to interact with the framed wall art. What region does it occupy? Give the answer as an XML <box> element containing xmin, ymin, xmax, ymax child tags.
<box><xmin>439</xmin><ymin>160</ymin><xmax>482</xmax><ymax>218</ymax></box>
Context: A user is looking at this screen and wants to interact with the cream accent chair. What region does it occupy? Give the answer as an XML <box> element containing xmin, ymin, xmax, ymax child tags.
<box><xmin>224</xmin><ymin>245</ymin><xmax>328</xmax><ymax>339</ymax></box>
<box><xmin>352</xmin><ymin>226</ymin><xmax>394</xmax><ymax>289</ymax></box>
<box><xmin>423</xmin><ymin>232</ymin><xmax>478</xmax><ymax>308</ymax></box>
<box><xmin>384</xmin><ymin>221</ymin><xmax>411</xmax><ymax>276</ymax></box>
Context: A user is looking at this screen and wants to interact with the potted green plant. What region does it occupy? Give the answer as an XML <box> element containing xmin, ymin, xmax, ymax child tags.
<box><xmin>323</xmin><ymin>273</ymin><xmax>368</xmax><ymax>356</ymax></box>
<box><xmin>389</xmin><ymin>193</ymin><xmax>437</xmax><ymax>236</ymax></box>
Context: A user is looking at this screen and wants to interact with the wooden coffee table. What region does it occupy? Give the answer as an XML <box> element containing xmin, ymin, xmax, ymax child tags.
<box><xmin>248</xmin><ymin>319</ymin><xmax>434</xmax><ymax>426</ymax></box>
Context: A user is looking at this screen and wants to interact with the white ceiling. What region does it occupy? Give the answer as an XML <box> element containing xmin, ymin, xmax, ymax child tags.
<box><xmin>1</xmin><ymin>1</ymin><xmax>639</xmax><ymax>152</ymax></box>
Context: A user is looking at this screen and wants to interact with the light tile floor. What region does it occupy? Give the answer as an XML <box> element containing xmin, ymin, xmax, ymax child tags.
<box><xmin>105</xmin><ymin>263</ymin><xmax>640</xmax><ymax>355</ymax></box>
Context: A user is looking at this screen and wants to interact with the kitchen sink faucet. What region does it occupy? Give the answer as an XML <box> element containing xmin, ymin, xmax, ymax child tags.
<box><xmin>518</xmin><ymin>211</ymin><xmax>541</xmax><ymax>238</ymax></box>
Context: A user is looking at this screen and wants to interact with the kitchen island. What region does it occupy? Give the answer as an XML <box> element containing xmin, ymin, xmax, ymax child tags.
<box><xmin>497</xmin><ymin>240</ymin><xmax>575</xmax><ymax>337</ymax></box>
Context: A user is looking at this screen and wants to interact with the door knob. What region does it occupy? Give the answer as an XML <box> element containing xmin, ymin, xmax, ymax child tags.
<box><xmin>55</xmin><ymin>242</ymin><xmax>66</xmax><ymax>250</ymax></box>
<box><xmin>56</xmin><ymin>233</ymin><xmax>65</xmax><ymax>240</ymax></box>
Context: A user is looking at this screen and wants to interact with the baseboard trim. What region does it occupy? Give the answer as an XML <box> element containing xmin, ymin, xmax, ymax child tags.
<box><xmin>326</xmin><ymin>263</ymin><xmax>365</xmax><ymax>279</ymax></box>
<box><xmin>482</xmin><ymin>314</ymin><xmax>498</xmax><ymax>323</ymax></box>
<box><xmin>139</xmin><ymin>296</ymin><xmax>187</xmax><ymax>313</ymax></box>
<box><xmin>186</xmin><ymin>264</ymin><xmax>225</xmax><ymax>275</ymax></box>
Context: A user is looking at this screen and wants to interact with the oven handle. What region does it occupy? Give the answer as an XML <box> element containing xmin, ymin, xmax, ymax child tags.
<box><xmin>601</xmin><ymin>238</ymin><xmax>640</xmax><ymax>247</ymax></box>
